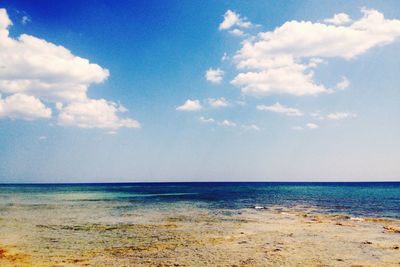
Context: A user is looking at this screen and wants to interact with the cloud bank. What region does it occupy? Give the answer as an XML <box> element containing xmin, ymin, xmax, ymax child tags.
<box><xmin>231</xmin><ymin>8</ymin><xmax>400</xmax><ymax>96</ymax></box>
<box><xmin>0</xmin><ymin>8</ymin><xmax>139</xmax><ymax>130</ymax></box>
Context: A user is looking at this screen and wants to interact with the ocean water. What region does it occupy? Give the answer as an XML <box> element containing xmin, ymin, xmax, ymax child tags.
<box><xmin>0</xmin><ymin>182</ymin><xmax>399</xmax><ymax>218</ymax></box>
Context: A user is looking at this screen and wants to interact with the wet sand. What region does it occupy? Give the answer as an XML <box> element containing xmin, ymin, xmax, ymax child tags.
<box><xmin>0</xmin><ymin>206</ymin><xmax>399</xmax><ymax>266</ymax></box>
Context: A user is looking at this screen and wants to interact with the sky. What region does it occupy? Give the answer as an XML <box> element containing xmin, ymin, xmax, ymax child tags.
<box><xmin>0</xmin><ymin>0</ymin><xmax>399</xmax><ymax>183</ymax></box>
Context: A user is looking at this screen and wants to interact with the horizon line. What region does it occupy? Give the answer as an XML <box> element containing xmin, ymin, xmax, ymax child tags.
<box><xmin>0</xmin><ymin>180</ymin><xmax>399</xmax><ymax>185</ymax></box>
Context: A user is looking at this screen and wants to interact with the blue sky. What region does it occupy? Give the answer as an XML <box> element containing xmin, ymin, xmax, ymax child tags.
<box><xmin>0</xmin><ymin>0</ymin><xmax>399</xmax><ymax>182</ymax></box>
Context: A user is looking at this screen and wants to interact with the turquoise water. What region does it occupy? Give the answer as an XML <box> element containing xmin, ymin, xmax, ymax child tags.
<box><xmin>0</xmin><ymin>182</ymin><xmax>399</xmax><ymax>218</ymax></box>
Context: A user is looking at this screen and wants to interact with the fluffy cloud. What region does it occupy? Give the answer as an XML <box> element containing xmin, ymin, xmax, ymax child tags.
<box><xmin>336</xmin><ymin>77</ymin><xmax>350</xmax><ymax>90</ymax></box>
<box><xmin>205</xmin><ymin>68</ymin><xmax>224</xmax><ymax>84</ymax></box>
<box><xmin>293</xmin><ymin>123</ymin><xmax>319</xmax><ymax>130</ymax></box>
<box><xmin>239</xmin><ymin>9</ymin><xmax>400</xmax><ymax>60</ymax></box>
<box><xmin>242</xmin><ymin>124</ymin><xmax>260</xmax><ymax>131</ymax></box>
<box><xmin>0</xmin><ymin>8</ymin><xmax>138</xmax><ymax>130</ymax></box>
<box><xmin>0</xmin><ymin>13</ymin><xmax>109</xmax><ymax>102</ymax></box>
<box><xmin>21</xmin><ymin>15</ymin><xmax>31</xmax><ymax>25</ymax></box>
<box><xmin>219</xmin><ymin>10</ymin><xmax>252</xmax><ymax>30</ymax></box>
<box><xmin>199</xmin><ymin>116</ymin><xmax>257</xmax><ymax>130</ymax></box>
<box><xmin>326</xmin><ymin>112</ymin><xmax>356</xmax><ymax>120</ymax></box>
<box><xmin>0</xmin><ymin>93</ymin><xmax>51</xmax><ymax>120</ymax></box>
<box><xmin>310</xmin><ymin>111</ymin><xmax>324</xmax><ymax>120</ymax></box>
<box><xmin>231</xmin><ymin>60</ymin><xmax>328</xmax><ymax>96</ymax></box>
<box><xmin>231</xmin><ymin>9</ymin><xmax>400</xmax><ymax>96</ymax></box>
<box><xmin>0</xmin><ymin>9</ymin><xmax>11</xmax><ymax>30</ymax></box>
<box><xmin>257</xmin><ymin>102</ymin><xmax>303</xmax><ymax>116</ymax></box>
<box><xmin>306</xmin><ymin>123</ymin><xmax>319</xmax><ymax>129</ymax></box>
<box><xmin>229</xmin><ymin>29</ymin><xmax>246</xmax><ymax>37</ymax></box>
<box><xmin>221</xmin><ymin>52</ymin><xmax>229</xmax><ymax>61</ymax></box>
<box><xmin>199</xmin><ymin>116</ymin><xmax>215</xmax><ymax>123</ymax></box>
<box><xmin>219</xmin><ymin>119</ymin><xmax>237</xmax><ymax>127</ymax></box>
<box><xmin>208</xmin><ymin>97</ymin><xmax>229</xmax><ymax>108</ymax></box>
<box><xmin>57</xmin><ymin>99</ymin><xmax>140</xmax><ymax>129</ymax></box>
<box><xmin>324</xmin><ymin>13</ymin><xmax>352</xmax><ymax>25</ymax></box>
<box><xmin>176</xmin><ymin>99</ymin><xmax>202</xmax><ymax>111</ymax></box>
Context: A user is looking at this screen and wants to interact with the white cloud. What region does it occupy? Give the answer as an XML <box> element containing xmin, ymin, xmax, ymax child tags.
<box><xmin>200</xmin><ymin>117</ymin><xmax>258</xmax><ymax>131</ymax></box>
<box><xmin>229</xmin><ymin>29</ymin><xmax>246</xmax><ymax>37</ymax></box>
<box><xmin>231</xmin><ymin>8</ymin><xmax>400</xmax><ymax>96</ymax></box>
<box><xmin>310</xmin><ymin>111</ymin><xmax>324</xmax><ymax>120</ymax></box>
<box><xmin>306</xmin><ymin>123</ymin><xmax>319</xmax><ymax>129</ymax></box>
<box><xmin>176</xmin><ymin>99</ymin><xmax>202</xmax><ymax>111</ymax></box>
<box><xmin>240</xmin><ymin>9</ymin><xmax>400</xmax><ymax>60</ymax></box>
<box><xmin>208</xmin><ymin>97</ymin><xmax>229</xmax><ymax>108</ymax></box>
<box><xmin>38</xmin><ymin>135</ymin><xmax>47</xmax><ymax>140</ymax></box>
<box><xmin>326</xmin><ymin>112</ymin><xmax>356</xmax><ymax>120</ymax></box>
<box><xmin>0</xmin><ymin>93</ymin><xmax>51</xmax><ymax>120</ymax></box>
<box><xmin>21</xmin><ymin>15</ymin><xmax>30</xmax><ymax>25</ymax></box>
<box><xmin>294</xmin><ymin>123</ymin><xmax>320</xmax><ymax>130</ymax></box>
<box><xmin>107</xmin><ymin>130</ymin><xmax>118</xmax><ymax>135</ymax></box>
<box><xmin>199</xmin><ymin>116</ymin><xmax>215</xmax><ymax>123</ymax></box>
<box><xmin>0</xmin><ymin>8</ymin><xmax>139</xmax><ymax>130</ymax></box>
<box><xmin>220</xmin><ymin>119</ymin><xmax>236</xmax><ymax>127</ymax></box>
<box><xmin>231</xmin><ymin>61</ymin><xmax>328</xmax><ymax>96</ymax></box>
<box><xmin>235</xmin><ymin>100</ymin><xmax>246</xmax><ymax>106</ymax></box>
<box><xmin>242</xmin><ymin>124</ymin><xmax>260</xmax><ymax>131</ymax></box>
<box><xmin>0</xmin><ymin>10</ymin><xmax>108</xmax><ymax>103</ymax></box>
<box><xmin>0</xmin><ymin>9</ymin><xmax>12</xmax><ymax>30</ymax></box>
<box><xmin>58</xmin><ymin>99</ymin><xmax>140</xmax><ymax>129</ymax></box>
<box><xmin>336</xmin><ymin>76</ymin><xmax>350</xmax><ymax>90</ymax></box>
<box><xmin>324</xmin><ymin>13</ymin><xmax>352</xmax><ymax>25</ymax></box>
<box><xmin>257</xmin><ymin>102</ymin><xmax>303</xmax><ymax>116</ymax></box>
<box><xmin>219</xmin><ymin>10</ymin><xmax>252</xmax><ymax>30</ymax></box>
<box><xmin>205</xmin><ymin>68</ymin><xmax>224</xmax><ymax>84</ymax></box>
<box><xmin>221</xmin><ymin>52</ymin><xmax>229</xmax><ymax>61</ymax></box>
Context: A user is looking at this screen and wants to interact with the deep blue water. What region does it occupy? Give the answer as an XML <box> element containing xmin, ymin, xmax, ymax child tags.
<box><xmin>0</xmin><ymin>182</ymin><xmax>399</xmax><ymax>218</ymax></box>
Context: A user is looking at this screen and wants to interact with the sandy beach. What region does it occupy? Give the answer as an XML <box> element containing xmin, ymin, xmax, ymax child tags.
<box><xmin>0</xmin><ymin>205</ymin><xmax>399</xmax><ymax>267</ymax></box>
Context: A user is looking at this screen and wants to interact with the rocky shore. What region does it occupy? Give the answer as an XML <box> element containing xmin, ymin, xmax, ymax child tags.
<box><xmin>0</xmin><ymin>206</ymin><xmax>399</xmax><ymax>266</ymax></box>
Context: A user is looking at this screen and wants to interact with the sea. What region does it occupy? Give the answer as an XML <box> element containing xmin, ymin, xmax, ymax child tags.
<box><xmin>0</xmin><ymin>182</ymin><xmax>399</xmax><ymax>218</ymax></box>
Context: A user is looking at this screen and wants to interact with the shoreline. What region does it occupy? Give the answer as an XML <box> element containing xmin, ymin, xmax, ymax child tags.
<box><xmin>1</xmin><ymin>206</ymin><xmax>399</xmax><ymax>266</ymax></box>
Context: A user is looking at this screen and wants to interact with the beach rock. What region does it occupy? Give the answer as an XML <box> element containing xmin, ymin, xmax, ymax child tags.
<box><xmin>0</xmin><ymin>248</ymin><xmax>5</xmax><ymax>258</ymax></box>
<box><xmin>366</xmin><ymin>218</ymin><xmax>397</xmax><ymax>224</ymax></box>
<box><xmin>383</xmin><ymin>226</ymin><xmax>400</xmax><ymax>233</ymax></box>
<box><xmin>307</xmin><ymin>216</ymin><xmax>323</xmax><ymax>223</ymax></box>
<box><xmin>332</xmin><ymin>215</ymin><xmax>351</xmax><ymax>220</ymax></box>
<box><xmin>240</xmin><ymin>258</ymin><xmax>256</xmax><ymax>265</ymax></box>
